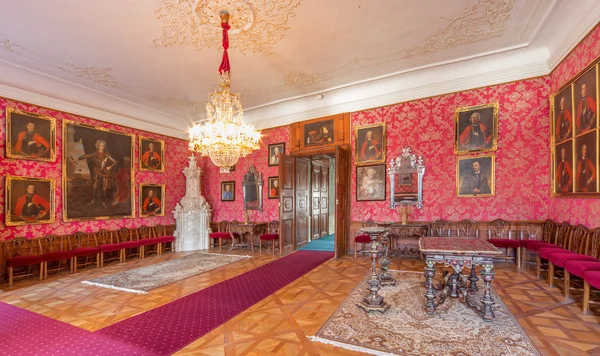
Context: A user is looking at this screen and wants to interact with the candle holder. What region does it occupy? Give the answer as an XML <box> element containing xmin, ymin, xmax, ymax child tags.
<box><xmin>378</xmin><ymin>231</ymin><xmax>396</xmax><ymax>286</ymax></box>
<box><xmin>357</xmin><ymin>227</ymin><xmax>390</xmax><ymax>313</ymax></box>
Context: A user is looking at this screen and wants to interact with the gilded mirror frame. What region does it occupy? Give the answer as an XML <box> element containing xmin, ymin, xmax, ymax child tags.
<box><xmin>388</xmin><ymin>147</ymin><xmax>425</xmax><ymax>209</ymax></box>
<box><xmin>242</xmin><ymin>165</ymin><xmax>263</xmax><ymax>212</ymax></box>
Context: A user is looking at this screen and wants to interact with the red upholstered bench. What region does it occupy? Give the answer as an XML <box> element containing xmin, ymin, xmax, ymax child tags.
<box><xmin>583</xmin><ymin>271</ymin><xmax>600</xmax><ymax>313</ymax></box>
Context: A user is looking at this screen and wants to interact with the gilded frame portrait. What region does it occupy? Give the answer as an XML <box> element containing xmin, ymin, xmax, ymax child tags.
<box><xmin>354</xmin><ymin>123</ymin><xmax>386</xmax><ymax>166</ymax></box>
<box><xmin>356</xmin><ymin>164</ymin><xmax>386</xmax><ymax>201</ymax></box>
<box><xmin>5</xmin><ymin>107</ymin><xmax>56</xmax><ymax>162</ymax></box>
<box><xmin>139</xmin><ymin>183</ymin><xmax>165</xmax><ymax>217</ymax></box>
<box><xmin>268</xmin><ymin>143</ymin><xmax>285</xmax><ymax>166</ymax></box>
<box><xmin>62</xmin><ymin>120</ymin><xmax>135</xmax><ymax>222</ymax></box>
<box><xmin>454</xmin><ymin>103</ymin><xmax>499</xmax><ymax>154</ymax></box>
<box><xmin>139</xmin><ymin>136</ymin><xmax>165</xmax><ymax>172</ymax></box>
<box><xmin>5</xmin><ymin>175</ymin><xmax>55</xmax><ymax>226</ymax></box>
<box><xmin>268</xmin><ymin>176</ymin><xmax>279</xmax><ymax>199</ymax></box>
<box><xmin>456</xmin><ymin>154</ymin><xmax>495</xmax><ymax>198</ymax></box>
<box><xmin>550</xmin><ymin>61</ymin><xmax>600</xmax><ymax>197</ymax></box>
<box><xmin>221</xmin><ymin>181</ymin><xmax>235</xmax><ymax>202</ymax></box>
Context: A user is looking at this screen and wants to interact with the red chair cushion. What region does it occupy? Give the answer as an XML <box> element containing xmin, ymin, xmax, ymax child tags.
<box><xmin>209</xmin><ymin>232</ymin><xmax>231</xmax><ymax>239</ymax></box>
<box><xmin>520</xmin><ymin>240</ymin><xmax>546</xmax><ymax>248</ymax></box>
<box><xmin>526</xmin><ymin>242</ymin><xmax>558</xmax><ymax>251</ymax></box>
<box><xmin>487</xmin><ymin>239</ymin><xmax>521</xmax><ymax>249</ymax></box>
<box><xmin>260</xmin><ymin>234</ymin><xmax>279</xmax><ymax>241</ymax></box>
<box><xmin>100</xmin><ymin>244</ymin><xmax>124</xmax><ymax>253</ymax></box>
<box><xmin>121</xmin><ymin>241</ymin><xmax>144</xmax><ymax>249</ymax></box>
<box><xmin>564</xmin><ymin>260</ymin><xmax>600</xmax><ymax>278</ymax></box>
<box><xmin>549</xmin><ymin>253</ymin><xmax>598</xmax><ymax>268</ymax></box>
<box><xmin>140</xmin><ymin>238</ymin><xmax>159</xmax><ymax>246</ymax></box>
<box><xmin>156</xmin><ymin>236</ymin><xmax>176</xmax><ymax>243</ymax></box>
<box><xmin>7</xmin><ymin>255</ymin><xmax>43</xmax><ymax>267</ymax></box>
<box><xmin>539</xmin><ymin>247</ymin><xmax>570</xmax><ymax>260</ymax></box>
<box><xmin>583</xmin><ymin>271</ymin><xmax>600</xmax><ymax>290</ymax></box>
<box><xmin>41</xmin><ymin>251</ymin><xmax>73</xmax><ymax>262</ymax></box>
<box><xmin>355</xmin><ymin>234</ymin><xmax>371</xmax><ymax>243</ymax></box>
<box><xmin>71</xmin><ymin>247</ymin><xmax>99</xmax><ymax>257</ymax></box>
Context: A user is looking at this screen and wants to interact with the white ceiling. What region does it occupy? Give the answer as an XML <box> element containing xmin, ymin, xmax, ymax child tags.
<box><xmin>0</xmin><ymin>0</ymin><xmax>598</xmax><ymax>139</ymax></box>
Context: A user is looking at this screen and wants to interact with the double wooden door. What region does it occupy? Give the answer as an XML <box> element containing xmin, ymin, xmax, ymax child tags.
<box><xmin>311</xmin><ymin>160</ymin><xmax>329</xmax><ymax>240</ymax></box>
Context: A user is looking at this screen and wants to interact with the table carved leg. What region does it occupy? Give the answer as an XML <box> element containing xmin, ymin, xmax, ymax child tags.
<box><xmin>424</xmin><ymin>260</ymin><xmax>437</xmax><ymax>314</ymax></box>
<box><xmin>468</xmin><ymin>265</ymin><xmax>479</xmax><ymax>293</ymax></box>
<box><xmin>357</xmin><ymin>238</ymin><xmax>390</xmax><ymax>313</ymax></box>
<box><xmin>379</xmin><ymin>232</ymin><xmax>396</xmax><ymax>286</ymax></box>
<box><xmin>480</xmin><ymin>264</ymin><xmax>495</xmax><ymax>321</ymax></box>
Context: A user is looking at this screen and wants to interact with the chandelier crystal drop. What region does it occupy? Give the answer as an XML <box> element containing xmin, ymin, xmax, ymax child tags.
<box><xmin>188</xmin><ymin>11</ymin><xmax>260</xmax><ymax>169</ymax></box>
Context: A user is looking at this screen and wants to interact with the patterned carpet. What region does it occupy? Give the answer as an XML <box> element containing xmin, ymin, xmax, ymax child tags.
<box><xmin>311</xmin><ymin>270</ymin><xmax>539</xmax><ymax>356</ymax></box>
<box><xmin>82</xmin><ymin>252</ymin><xmax>249</xmax><ymax>294</ymax></box>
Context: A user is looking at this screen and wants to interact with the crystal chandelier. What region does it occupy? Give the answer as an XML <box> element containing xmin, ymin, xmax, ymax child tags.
<box><xmin>188</xmin><ymin>11</ymin><xmax>260</xmax><ymax>169</ymax></box>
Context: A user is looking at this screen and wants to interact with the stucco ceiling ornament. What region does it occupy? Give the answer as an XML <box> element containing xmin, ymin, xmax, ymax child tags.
<box><xmin>153</xmin><ymin>0</ymin><xmax>301</xmax><ymax>54</ymax></box>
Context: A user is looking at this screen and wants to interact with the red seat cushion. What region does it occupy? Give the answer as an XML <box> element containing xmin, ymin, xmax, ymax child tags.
<box><xmin>355</xmin><ymin>234</ymin><xmax>371</xmax><ymax>243</ymax></box>
<box><xmin>527</xmin><ymin>242</ymin><xmax>558</xmax><ymax>251</ymax></box>
<box><xmin>260</xmin><ymin>234</ymin><xmax>279</xmax><ymax>241</ymax></box>
<box><xmin>140</xmin><ymin>238</ymin><xmax>159</xmax><ymax>246</ymax></box>
<box><xmin>209</xmin><ymin>232</ymin><xmax>231</xmax><ymax>239</ymax></box>
<box><xmin>520</xmin><ymin>239</ymin><xmax>546</xmax><ymax>248</ymax></box>
<box><xmin>156</xmin><ymin>236</ymin><xmax>176</xmax><ymax>243</ymax></box>
<box><xmin>488</xmin><ymin>239</ymin><xmax>521</xmax><ymax>249</ymax></box>
<box><xmin>564</xmin><ymin>260</ymin><xmax>600</xmax><ymax>278</ymax></box>
<box><xmin>549</xmin><ymin>253</ymin><xmax>598</xmax><ymax>268</ymax></box>
<box><xmin>41</xmin><ymin>251</ymin><xmax>73</xmax><ymax>262</ymax></box>
<box><xmin>71</xmin><ymin>247</ymin><xmax>99</xmax><ymax>257</ymax></box>
<box><xmin>99</xmin><ymin>244</ymin><xmax>123</xmax><ymax>253</ymax></box>
<box><xmin>7</xmin><ymin>255</ymin><xmax>43</xmax><ymax>267</ymax></box>
<box><xmin>121</xmin><ymin>240</ymin><xmax>144</xmax><ymax>249</ymax></box>
<box><xmin>539</xmin><ymin>247</ymin><xmax>570</xmax><ymax>260</ymax></box>
<box><xmin>583</xmin><ymin>271</ymin><xmax>600</xmax><ymax>290</ymax></box>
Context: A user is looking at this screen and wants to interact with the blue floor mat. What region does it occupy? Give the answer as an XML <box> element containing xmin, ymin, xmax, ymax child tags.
<box><xmin>298</xmin><ymin>234</ymin><xmax>334</xmax><ymax>251</ymax></box>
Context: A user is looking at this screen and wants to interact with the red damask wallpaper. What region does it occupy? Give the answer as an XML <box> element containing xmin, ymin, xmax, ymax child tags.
<box><xmin>548</xmin><ymin>23</ymin><xmax>600</xmax><ymax>227</ymax></box>
<box><xmin>201</xmin><ymin>126</ymin><xmax>289</xmax><ymax>224</ymax></box>
<box><xmin>0</xmin><ymin>98</ymin><xmax>188</xmax><ymax>240</ymax></box>
<box><xmin>351</xmin><ymin>78</ymin><xmax>551</xmax><ymax>222</ymax></box>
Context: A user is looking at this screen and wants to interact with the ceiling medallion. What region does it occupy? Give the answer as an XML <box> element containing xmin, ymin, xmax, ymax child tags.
<box><xmin>153</xmin><ymin>0</ymin><xmax>301</xmax><ymax>54</ymax></box>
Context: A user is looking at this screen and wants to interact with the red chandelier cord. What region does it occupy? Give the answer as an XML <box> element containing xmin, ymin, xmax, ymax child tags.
<box><xmin>218</xmin><ymin>22</ymin><xmax>231</xmax><ymax>74</ymax></box>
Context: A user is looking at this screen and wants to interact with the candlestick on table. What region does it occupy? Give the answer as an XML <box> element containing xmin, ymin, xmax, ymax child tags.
<box><xmin>356</xmin><ymin>226</ymin><xmax>390</xmax><ymax>313</ymax></box>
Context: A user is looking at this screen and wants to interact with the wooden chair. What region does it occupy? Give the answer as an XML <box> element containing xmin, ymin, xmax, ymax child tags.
<box><xmin>138</xmin><ymin>226</ymin><xmax>160</xmax><ymax>257</ymax></box>
<box><xmin>354</xmin><ymin>220</ymin><xmax>375</xmax><ymax>258</ymax></box>
<box><xmin>97</xmin><ymin>229</ymin><xmax>124</xmax><ymax>267</ymax></box>
<box><xmin>209</xmin><ymin>220</ymin><xmax>231</xmax><ymax>249</ymax></box>
<box><xmin>69</xmin><ymin>231</ymin><xmax>100</xmax><ymax>273</ymax></box>
<box><xmin>119</xmin><ymin>227</ymin><xmax>143</xmax><ymax>261</ymax></box>
<box><xmin>4</xmin><ymin>237</ymin><xmax>43</xmax><ymax>287</ymax></box>
<box><xmin>430</xmin><ymin>219</ymin><xmax>450</xmax><ymax>237</ymax></box>
<box><xmin>547</xmin><ymin>224</ymin><xmax>594</xmax><ymax>289</ymax></box>
<box><xmin>260</xmin><ymin>220</ymin><xmax>280</xmax><ymax>254</ymax></box>
<box><xmin>536</xmin><ymin>222</ymin><xmax>572</xmax><ymax>279</ymax></box>
<box><xmin>487</xmin><ymin>219</ymin><xmax>521</xmax><ymax>266</ymax></box>
<box><xmin>457</xmin><ymin>219</ymin><xmax>478</xmax><ymax>238</ymax></box>
<box><xmin>522</xmin><ymin>219</ymin><xmax>556</xmax><ymax>266</ymax></box>
<box><xmin>40</xmin><ymin>235</ymin><xmax>73</xmax><ymax>279</ymax></box>
<box><xmin>154</xmin><ymin>224</ymin><xmax>176</xmax><ymax>253</ymax></box>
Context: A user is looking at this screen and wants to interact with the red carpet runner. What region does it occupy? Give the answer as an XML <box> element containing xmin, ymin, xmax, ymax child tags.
<box><xmin>97</xmin><ymin>250</ymin><xmax>333</xmax><ymax>355</ymax></box>
<box><xmin>0</xmin><ymin>302</ymin><xmax>158</xmax><ymax>355</ymax></box>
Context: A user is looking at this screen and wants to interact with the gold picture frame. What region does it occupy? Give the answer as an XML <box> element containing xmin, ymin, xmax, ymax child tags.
<box><xmin>5</xmin><ymin>107</ymin><xmax>56</xmax><ymax>162</ymax></box>
<box><xmin>550</xmin><ymin>61</ymin><xmax>599</xmax><ymax>197</ymax></box>
<box><xmin>354</xmin><ymin>122</ymin><xmax>386</xmax><ymax>166</ymax></box>
<box><xmin>139</xmin><ymin>184</ymin><xmax>165</xmax><ymax>217</ymax></box>
<box><xmin>62</xmin><ymin>120</ymin><xmax>135</xmax><ymax>222</ymax></box>
<box><xmin>5</xmin><ymin>175</ymin><xmax>56</xmax><ymax>226</ymax></box>
<box><xmin>456</xmin><ymin>154</ymin><xmax>495</xmax><ymax>198</ymax></box>
<box><xmin>454</xmin><ymin>103</ymin><xmax>499</xmax><ymax>154</ymax></box>
<box><xmin>139</xmin><ymin>136</ymin><xmax>165</xmax><ymax>172</ymax></box>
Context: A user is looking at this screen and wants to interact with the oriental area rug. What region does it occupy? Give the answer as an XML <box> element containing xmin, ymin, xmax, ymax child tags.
<box><xmin>82</xmin><ymin>252</ymin><xmax>249</xmax><ymax>294</ymax></box>
<box><xmin>310</xmin><ymin>271</ymin><xmax>539</xmax><ymax>356</ymax></box>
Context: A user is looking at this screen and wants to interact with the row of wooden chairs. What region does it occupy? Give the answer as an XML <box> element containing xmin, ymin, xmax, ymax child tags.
<box><xmin>209</xmin><ymin>220</ymin><xmax>280</xmax><ymax>253</ymax></box>
<box><xmin>3</xmin><ymin>225</ymin><xmax>175</xmax><ymax>287</ymax></box>
<box><xmin>524</xmin><ymin>220</ymin><xmax>600</xmax><ymax>313</ymax></box>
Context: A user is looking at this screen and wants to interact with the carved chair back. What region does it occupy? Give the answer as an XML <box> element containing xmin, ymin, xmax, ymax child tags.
<box><xmin>541</xmin><ymin>219</ymin><xmax>556</xmax><ymax>242</ymax></box>
<box><xmin>69</xmin><ymin>231</ymin><xmax>95</xmax><ymax>249</ymax></box>
<box><xmin>520</xmin><ymin>222</ymin><xmax>538</xmax><ymax>241</ymax></box>
<box><xmin>154</xmin><ymin>224</ymin><xmax>167</xmax><ymax>237</ymax></box>
<box><xmin>487</xmin><ymin>219</ymin><xmax>510</xmax><ymax>239</ymax></box>
<box><xmin>269</xmin><ymin>220</ymin><xmax>279</xmax><ymax>234</ymax></box>
<box><xmin>568</xmin><ymin>224</ymin><xmax>589</xmax><ymax>254</ymax></box>
<box><xmin>430</xmin><ymin>219</ymin><xmax>450</xmax><ymax>237</ymax></box>
<box><xmin>137</xmin><ymin>226</ymin><xmax>151</xmax><ymax>239</ymax></box>
<box><xmin>554</xmin><ymin>222</ymin><xmax>572</xmax><ymax>248</ymax></box>
<box><xmin>589</xmin><ymin>228</ymin><xmax>600</xmax><ymax>259</ymax></box>
<box><xmin>117</xmin><ymin>227</ymin><xmax>132</xmax><ymax>242</ymax></box>
<box><xmin>95</xmin><ymin>229</ymin><xmax>113</xmax><ymax>245</ymax></box>
<box><xmin>4</xmin><ymin>237</ymin><xmax>41</xmax><ymax>258</ymax></box>
<box><xmin>457</xmin><ymin>219</ymin><xmax>479</xmax><ymax>238</ymax></box>
<box><xmin>40</xmin><ymin>235</ymin><xmax>66</xmax><ymax>254</ymax></box>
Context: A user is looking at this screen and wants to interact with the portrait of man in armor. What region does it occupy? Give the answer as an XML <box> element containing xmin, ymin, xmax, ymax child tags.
<box><xmin>554</xmin><ymin>87</ymin><xmax>573</xmax><ymax>143</ymax></box>
<box><xmin>575</xmin><ymin>132</ymin><xmax>597</xmax><ymax>193</ymax></box>
<box><xmin>574</xmin><ymin>67</ymin><xmax>597</xmax><ymax>135</ymax></box>
<box><xmin>6</xmin><ymin>108</ymin><xmax>56</xmax><ymax>162</ymax></box>
<box><xmin>139</xmin><ymin>137</ymin><xmax>165</xmax><ymax>172</ymax></box>
<box><xmin>555</xmin><ymin>143</ymin><xmax>573</xmax><ymax>194</ymax></box>
<box><xmin>139</xmin><ymin>184</ymin><xmax>165</xmax><ymax>217</ymax></box>
<box><xmin>63</xmin><ymin>121</ymin><xmax>134</xmax><ymax>221</ymax></box>
<box><xmin>5</xmin><ymin>176</ymin><xmax>55</xmax><ymax>226</ymax></box>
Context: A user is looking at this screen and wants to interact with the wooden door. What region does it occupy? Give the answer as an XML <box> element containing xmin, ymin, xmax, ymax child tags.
<box><xmin>295</xmin><ymin>157</ymin><xmax>310</xmax><ymax>248</ymax></box>
<box><xmin>335</xmin><ymin>146</ymin><xmax>349</xmax><ymax>258</ymax></box>
<box><xmin>311</xmin><ymin>161</ymin><xmax>330</xmax><ymax>240</ymax></box>
<box><xmin>279</xmin><ymin>154</ymin><xmax>295</xmax><ymax>254</ymax></box>
<box><xmin>318</xmin><ymin>161</ymin><xmax>329</xmax><ymax>237</ymax></box>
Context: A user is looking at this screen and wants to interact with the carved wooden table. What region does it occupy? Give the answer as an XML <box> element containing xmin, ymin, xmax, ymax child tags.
<box><xmin>229</xmin><ymin>222</ymin><xmax>267</xmax><ymax>252</ymax></box>
<box><xmin>419</xmin><ymin>237</ymin><xmax>502</xmax><ymax>321</ymax></box>
<box><xmin>385</xmin><ymin>223</ymin><xmax>428</xmax><ymax>256</ymax></box>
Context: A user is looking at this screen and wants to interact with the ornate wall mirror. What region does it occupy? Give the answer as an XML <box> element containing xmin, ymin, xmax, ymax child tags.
<box><xmin>242</xmin><ymin>165</ymin><xmax>263</xmax><ymax>212</ymax></box>
<box><xmin>388</xmin><ymin>147</ymin><xmax>425</xmax><ymax>209</ymax></box>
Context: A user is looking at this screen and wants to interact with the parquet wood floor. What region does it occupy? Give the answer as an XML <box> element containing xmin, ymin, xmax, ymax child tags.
<box><xmin>2</xmin><ymin>249</ymin><xmax>600</xmax><ymax>355</ymax></box>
